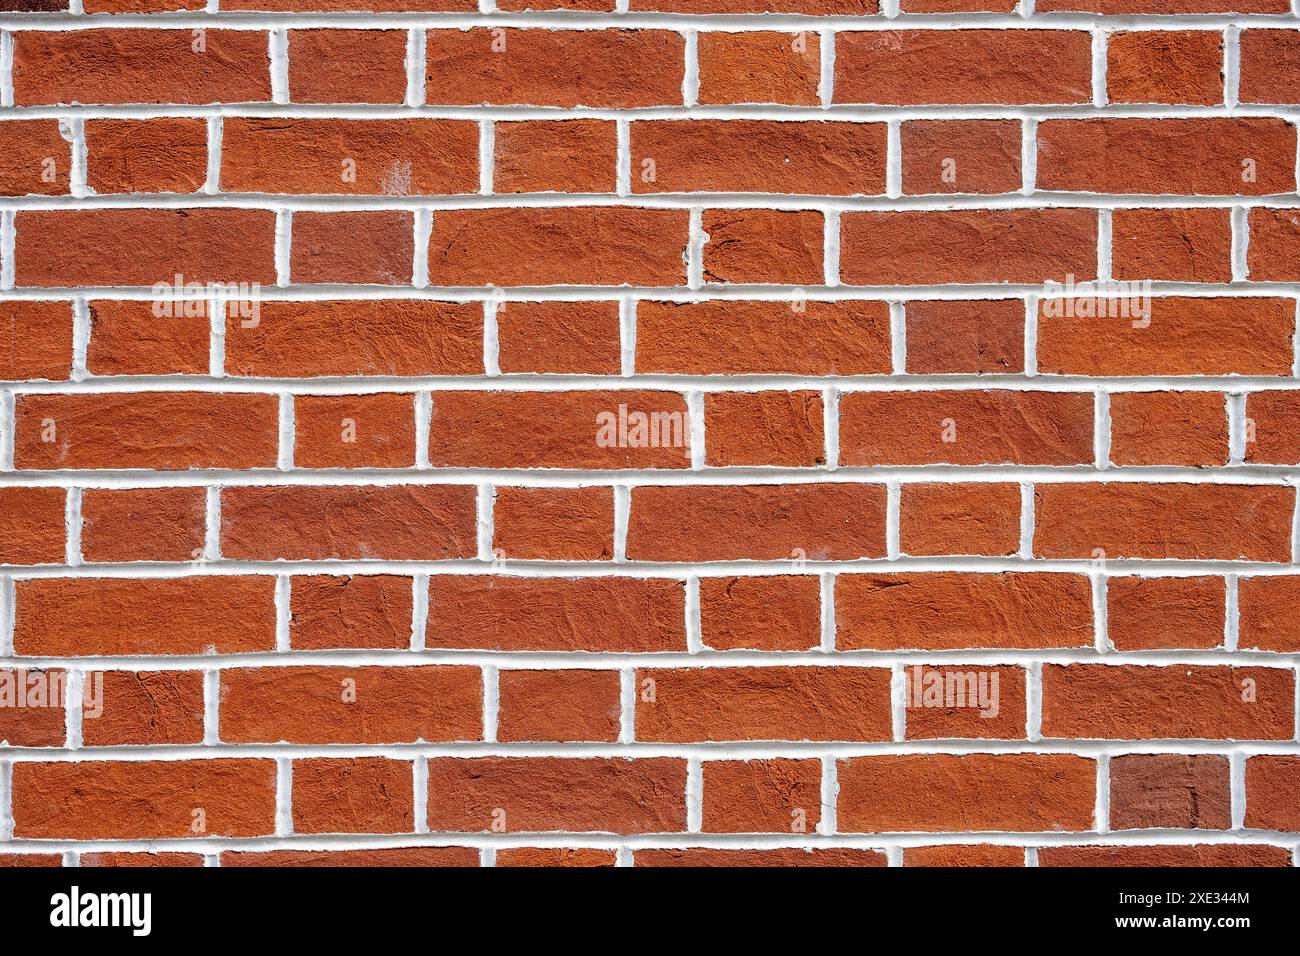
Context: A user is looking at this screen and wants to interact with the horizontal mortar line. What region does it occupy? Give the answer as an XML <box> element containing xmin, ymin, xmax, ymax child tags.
<box><xmin>0</xmin><ymin>832</ymin><xmax>1296</xmax><ymax>855</ymax></box>
<box><xmin>1</xmin><ymin>11</ymin><xmax>1299</xmax><ymax>29</ymax></box>
<box><xmin>3</xmin><ymin>465</ymin><xmax>1299</xmax><ymax>486</ymax></box>
<box><xmin>3</xmin><ymin>556</ymin><xmax>1300</xmax><ymax>578</ymax></box>
<box><xmin>3</xmin><ymin>741</ymin><xmax>1300</xmax><ymax>761</ymax></box>
<box><xmin>1</xmin><ymin>649</ymin><xmax>1297</xmax><ymax>670</ymax></box>
<box><xmin>4</xmin><ymin>104</ymin><xmax>1300</xmax><ymax>122</ymax></box>
<box><xmin>7</xmin><ymin>375</ymin><xmax>1300</xmax><ymax>394</ymax></box>
<box><xmin>2</xmin><ymin>284</ymin><xmax>1300</xmax><ymax>302</ymax></box>
<box><xmin>4</xmin><ymin>191</ymin><xmax>1300</xmax><ymax>212</ymax></box>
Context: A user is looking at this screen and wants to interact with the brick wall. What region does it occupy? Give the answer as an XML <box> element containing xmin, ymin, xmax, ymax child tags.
<box><xmin>0</xmin><ymin>0</ymin><xmax>1299</xmax><ymax>868</ymax></box>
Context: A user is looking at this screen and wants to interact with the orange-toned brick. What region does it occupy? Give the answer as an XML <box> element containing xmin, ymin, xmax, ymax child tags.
<box><xmin>494</xmin><ymin>121</ymin><xmax>617</xmax><ymax>193</ymax></box>
<box><xmin>900</xmin><ymin>483</ymin><xmax>1022</xmax><ymax>557</ymax></box>
<box><xmin>705</xmin><ymin>391</ymin><xmax>824</xmax><ymax>467</ymax></box>
<box><xmin>492</xmin><ymin>486</ymin><xmax>614</xmax><ymax>561</ymax></box>
<box><xmin>496</xmin><ymin>669</ymin><xmax>621</xmax><ymax>742</ymax></box>
<box><xmin>292</xmin><ymin>393</ymin><xmax>416</xmax><ymax>469</ymax></box>
<box><xmin>699</xmin><ymin>575</ymin><xmax>821</xmax><ymax>651</ymax></box>
<box><xmin>80</xmin><ymin>487</ymin><xmax>206</xmax><ymax>563</ymax></box>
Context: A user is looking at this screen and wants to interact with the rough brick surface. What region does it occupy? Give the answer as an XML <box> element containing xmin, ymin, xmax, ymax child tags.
<box><xmin>2</xmin><ymin>2</ymin><xmax>1298</xmax><ymax>872</ymax></box>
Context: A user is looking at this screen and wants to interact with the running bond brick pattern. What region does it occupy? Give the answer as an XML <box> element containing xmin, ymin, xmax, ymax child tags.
<box><xmin>0</xmin><ymin>0</ymin><xmax>1299</xmax><ymax>871</ymax></box>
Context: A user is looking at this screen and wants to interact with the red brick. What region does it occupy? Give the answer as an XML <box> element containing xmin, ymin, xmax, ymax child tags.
<box><xmin>1107</xmin><ymin>31</ymin><xmax>1223</xmax><ymax>106</ymax></box>
<box><xmin>840</xmin><ymin>209</ymin><xmax>1097</xmax><ymax>284</ymax></box>
<box><xmin>293</xmin><ymin>758</ymin><xmax>413</xmax><ymax>833</ymax></box>
<box><xmin>899</xmin><ymin>483</ymin><xmax>1021</xmax><ymax>557</ymax></box>
<box><xmin>0</xmin><ymin>855</ymin><xmax>62</xmax><ymax>868</ymax></box>
<box><xmin>635</xmin><ymin>666</ymin><xmax>891</xmax><ymax>742</ymax></box>
<box><xmin>705</xmin><ymin>391</ymin><xmax>824</xmax><ymax>467</ymax></box>
<box><xmin>696</xmin><ymin>31</ymin><xmax>820</xmax><ymax>106</ymax></box>
<box><xmin>290</xmin><ymin>575</ymin><xmax>414</xmax><ymax>651</ymax></box>
<box><xmin>85</xmin><ymin>119</ymin><xmax>207</xmax><ymax>194</ymax></box>
<box><xmin>288</xmin><ymin>30</ymin><xmax>408</xmax><ymax>104</ymax></box>
<box><xmin>702</xmin><ymin>209</ymin><xmax>823</xmax><ymax>285</ymax></box>
<box><xmin>1107</xmin><ymin>576</ymin><xmax>1226</xmax><ymax>650</ymax></box>
<box><xmin>80</xmin><ymin>487</ymin><xmax>206</xmax><ymax>563</ymax></box>
<box><xmin>1239</xmin><ymin>576</ymin><xmax>1300</xmax><ymax>651</ymax></box>
<box><xmin>904</xmin><ymin>300</ymin><xmax>1024</xmax><ymax>374</ymax></box>
<box><xmin>82</xmin><ymin>671</ymin><xmax>204</xmax><ymax>747</ymax></box>
<box><xmin>494</xmin><ymin>121</ymin><xmax>617</xmax><ymax>193</ymax></box>
<box><xmin>1038</xmin><ymin>297</ymin><xmax>1295</xmax><ymax>377</ymax></box>
<box><xmin>0</xmin><ymin>487</ymin><xmax>66</xmax><ymax>565</ymax></box>
<box><xmin>838</xmin><ymin>754</ymin><xmax>1095</xmax><ymax>831</ymax></box>
<box><xmin>427</xmin><ymin>390</ymin><xmax>691</xmax><ymax>469</ymax></box>
<box><xmin>902</xmin><ymin>120</ymin><xmax>1021</xmax><ymax>194</ymax></box>
<box><xmin>1111</xmin><ymin>208</ymin><xmax>1233</xmax><ymax>282</ymax></box>
<box><xmin>904</xmin><ymin>845</ymin><xmax>1025</xmax><ymax>866</ymax></box>
<box><xmin>222</xmin><ymin>847</ymin><xmax>478</xmax><ymax>866</ymax></box>
<box><xmin>222</xmin><ymin>119</ymin><xmax>477</xmax><ymax>195</ymax></box>
<box><xmin>291</xmin><ymin>211</ymin><xmax>413</xmax><ymax>284</ymax></box>
<box><xmin>1108</xmin><ymin>391</ymin><xmax>1228</xmax><ymax>466</ymax></box>
<box><xmin>1038</xmin><ymin>0</ymin><xmax>1287</xmax><ymax>11</ymax></box>
<box><xmin>636</xmin><ymin>300</ymin><xmax>890</xmax><ymax>375</ymax></box>
<box><xmin>1240</xmin><ymin>29</ymin><xmax>1300</xmax><ymax>104</ymax></box>
<box><xmin>425</xmin><ymin>29</ymin><xmax>683</xmax><ymax>107</ymax></box>
<box><xmin>702</xmin><ymin>759</ymin><xmax>822</xmax><ymax>833</ymax></box>
<box><xmin>1245</xmin><ymin>390</ymin><xmax>1300</xmax><ymax>464</ymax></box>
<box><xmin>13</xmin><ymin>577</ymin><xmax>275</xmax><ymax>656</ymax></box>
<box><xmin>12</xmin><ymin>760</ymin><xmax>276</xmax><ymax>839</ymax></box>
<box><xmin>1247</xmin><ymin>208</ymin><xmax>1300</xmax><ymax>281</ymax></box>
<box><xmin>492</xmin><ymin>487</ymin><xmax>614</xmax><ymax>561</ymax></box>
<box><xmin>87</xmin><ymin>301</ymin><xmax>208</xmax><ymax>376</ymax></box>
<box><xmin>628</xmin><ymin>484</ymin><xmax>886</xmax><ymax>561</ymax></box>
<box><xmin>840</xmin><ymin>390</ymin><xmax>1093</xmax><ymax>465</ymax></box>
<box><xmin>496</xmin><ymin>848</ymin><xmax>616</xmax><ymax>867</ymax></box>
<box><xmin>0</xmin><ymin>120</ymin><xmax>69</xmax><ymax>196</ymax></box>
<box><xmin>1033</xmin><ymin>483</ymin><xmax>1293</xmax><ymax>561</ymax></box>
<box><xmin>633</xmin><ymin>121</ymin><xmax>884</xmax><ymax>195</ymax></box>
<box><xmin>225</xmin><ymin>300</ymin><xmax>482</xmax><ymax>378</ymax></box>
<box><xmin>221</xmin><ymin>485</ymin><xmax>477</xmax><ymax>560</ymax></box>
<box><xmin>85</xmin><ymin>0</ymin><xmax>203</xmax><ymax>9</ymax></box>
<box><xmin>0</xmin><ymin>301</ymin><xmax>72</xmax><ymax>381</ymax></box>
<box><xmin>12</xmin><ymin>29</ymin><xmax>271</xmax><ymax>105</ymax></box>
<box><xmin>429</xmin><ymin>208</ymin><xmax>687</xmax><ymax>286</ymax></box>
<box><xmin>14</xmin><ymin>392</ymin><xmax>278</xmax><ymax>470</ymax></box>
<box><xmin>293</xmin><ymin>393</ymin><xmax>416</xmax><ymax>469</ymax></box>
<box><xmin>903</xmin><ymin>665</ymin><xmax>1026</xmax><ymax>739</ymax></box>
<box><xmin>837</xmin><ymin>573</ymin><xmax>1094</xmax><ymax>650</ymax></box>
<box><xmin>80</xmin><ymin>852</ymin><xmax>204</xmax><ymax>866</ymax></box>
<box><xmin>14</xmin><ymin>209</ymin><xmax>276</xmax><ymax>287</ymax></box>
<box><xmin>1037</xmin><ymin>119</ymin><xmax>1296</xmax><ymax>194</ymax></box>
<box><xmin>699</xmin><ymin>576</ymin><xmax>821</xmax><ymax>652</ymax></box>
<box><xmin>835</xmin><ymin>30</ymin><xmax>1091</xmax><ymax>105</ymax></box>
<box><xmin>1041</xmin><ymin>664</ymin><xmax>1294</xmax><ymax>740</ymax></box>
<box><xmin>496</xmin><ymin>669</ymin><xmax>621</xmax><ymax>742</ymax></box>
<box><xmin>1109</xmin><ymin>754</ymin><xmax>1230</xmax><ymax>829</ymax></box>
<box><xmin>425</xmin><ymin>757</ymin><xmax>686</xmax><ymax>833</ymax></box>
<box><xmin>495</xmin><ymin>301</ymin><xmax>621</xmax><ymax>374</ymax></box>
<box><xmin>0</xmin><ymin>668</ymin><xmax>67</xmax><ymax>747</ymax></box>
<box><xmin>220</xmin><ymin>666</ymin><xmax>481</xmax><ymax>743</ymax></box>
<box><xmin>1244</xmin><ymin>756</ymin><xmax>1300</xmax><ymax>830</ymax></box>
<box><xmin>1039</xmin><ymin>844</ymin><xmax>1289</xmax><ymax>866</ymax></box>
<box><xmin>426</xmin><ymin>576</ymin><xmax>686</xmax><ymax>652</ymax></box>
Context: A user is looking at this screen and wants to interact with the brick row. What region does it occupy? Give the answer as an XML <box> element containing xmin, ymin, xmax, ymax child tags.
<box><xmin>4</xmin><ymin>752</ymin><xmax>1298</xmax><ymax>838</ymax></box>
